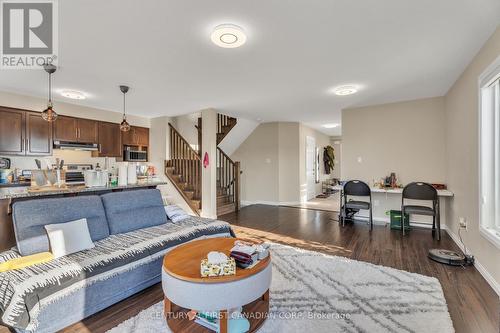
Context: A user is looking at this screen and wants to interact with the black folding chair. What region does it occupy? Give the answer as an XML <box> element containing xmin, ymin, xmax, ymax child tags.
<box><xmin>339</xmin><ymin>180</ymin><xmax>373</xmax><ymax>231</ymax></box>
<box><xmin>401</xmin><ymin>182</ymin><xmax>440</xmax><ymax>240</ymax></box>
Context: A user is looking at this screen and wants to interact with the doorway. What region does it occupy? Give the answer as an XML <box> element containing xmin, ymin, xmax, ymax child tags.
<box><xmin>306</xmin><ymin>136</ymin><xmax>316</xmax><ymax>200</ymax></box>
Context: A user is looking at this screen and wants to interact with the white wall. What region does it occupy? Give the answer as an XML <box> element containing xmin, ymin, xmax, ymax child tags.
<box><xmin>201</xmin><ymin>109</ymin><xmax>217</xmax><ymax>218</ymax></box>
<box><xmin>342</xmin><ymin>97</ymin><xmax>447</xmax><ymax>185</ymax></box>
<box><xmin>444</xmin><ymin>26</ymin><xmax>500</xmax><ymax>294</ymax></box>
<box><xmin>232</xmin><ymin>122</ymin><xmax>333</xmax><ymax>205</ymax></box>
<box><xmin>331</xmin><ymin>137</ymin><xmax>342</xmax><ymax>179</ymax></box>
<box><xmin>170</xmin><ymin>112</ymin><xmax>200</xmax><ymax>148</ymax></box>
<box><xmin>278</xmin><ymin>123</ymin><xmax>300</xmax><ymax>203</ymax></box>
<box><xmin>232</xmin><ymin>123</ymin><xmax>280</xmax><ymax>204</ymax></box>
<box><xmin>218</xmin><ymin>117</ymin><xmax>259</xmax><ymax>156</ymax></box>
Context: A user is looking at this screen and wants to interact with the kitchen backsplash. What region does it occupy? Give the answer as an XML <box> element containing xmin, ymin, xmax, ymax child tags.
<box><xmin>5</xmin><ymin>150</ymin><xmax>116</xmax><ymax>170</ymax></box>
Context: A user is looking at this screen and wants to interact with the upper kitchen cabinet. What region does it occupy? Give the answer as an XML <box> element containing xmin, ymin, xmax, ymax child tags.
<box><xmin>25</xmin><ymin>112</ymin><xmax>52</xmax><ymax>155</ymax></box>
<box><xmin>76</xmin><ymin>118</ymin><xmax>98</xmax><ymax>143</ymax></box>
<box><xmin>0</xmin><ymin>107</ymin><xmax>25</xmax><ymax>155</ymax></box>
<box><xmin>53</xmin><ymin>116</ymin><xmax>77</xmax><ymax>141</ymax></box>
<box><xmin>0</xmin><ymin>107</ymin><xmax>52</xmax><ymax>156</ymax></box>
<box><xmin>93</xmin><ymin>122</ymin><xmax>122</xmax><ymax>158</ymax></box>
<box><xmin>122</xmin><ymin>126</ymin><xmax>149</xmax><ymax>146</ymax></box>
<box><xmin>53</xmin><ymin>116</ymin><xmax>98</xmax><ymax>143</ymax></box>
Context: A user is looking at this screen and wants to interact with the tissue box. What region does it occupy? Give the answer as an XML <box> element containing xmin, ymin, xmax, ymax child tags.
<box><xmin>201</xmin><ymin>257</ymin><xmax>236</xmax><ymax>277</ymax></box>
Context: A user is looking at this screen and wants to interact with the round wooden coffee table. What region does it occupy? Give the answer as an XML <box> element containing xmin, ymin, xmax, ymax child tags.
<box><xmin>162</xmin><ymin>237</ymin><xmax>271</xmax><ymax>333</ymax></box>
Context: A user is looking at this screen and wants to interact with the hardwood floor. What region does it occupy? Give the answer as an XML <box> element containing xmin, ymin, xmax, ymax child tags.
<box><xmin>1</xmin><ymin>205</ymin><xmax>498</xmax><ymax>333</ymax></box>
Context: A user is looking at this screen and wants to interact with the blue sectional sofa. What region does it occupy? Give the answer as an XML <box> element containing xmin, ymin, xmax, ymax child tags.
<box><xmin>0</xmin><ymin>189</ymin><xmax>234</xmax><ymax>333</ymax></box>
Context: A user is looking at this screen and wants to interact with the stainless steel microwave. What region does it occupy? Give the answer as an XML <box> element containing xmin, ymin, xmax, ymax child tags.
<box><xmin>124</xmin><ymin>148</ymin><xmax>148</xmax><ymax>162</ymax></box>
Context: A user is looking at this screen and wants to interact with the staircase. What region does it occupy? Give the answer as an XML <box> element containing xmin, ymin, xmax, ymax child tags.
<box><xmin>165</xmin><ymin>114</ymin><xmax>241</xmax><ymax>217</ymax></box>
<box><xmin>165</xmin><ymin>124</ymin><xmax>202</xmax><ymax>215</ymax></box>
<box><xmin>217</xmin><ymin>114</ymin><xmax>237</xmax><ymax>144</ymax></box>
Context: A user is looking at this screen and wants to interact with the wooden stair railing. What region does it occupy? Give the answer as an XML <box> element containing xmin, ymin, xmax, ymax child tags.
<box><xmin>165</xmin><ymin>123</ymin><xmax>201</xmax><ymax>215</ymax></box>
<box><xmin>217</xmin><ymin>114</ymin><xmax>237</xmax><ymax>144</ymax></box>
<box><xmin>216</xmin><ymin>147</ymin><xmax>241</xmax><ymax>216</ymax></box>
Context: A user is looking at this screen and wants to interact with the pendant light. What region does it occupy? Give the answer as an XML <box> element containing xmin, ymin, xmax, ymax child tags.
<box><xmin>119</xmin><ymin>85</ymin><xmax>131</xmax><ymax>132</ymax></box>
<box><xmin>41</xmin><ymin>64</ymin><xmax>58</xmax><ymax>122</ymax></box>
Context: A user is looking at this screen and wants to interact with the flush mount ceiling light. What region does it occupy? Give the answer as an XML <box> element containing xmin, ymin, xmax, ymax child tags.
<box><xmin>322</xmin><ymin>123</ymin><xmax>340</xmax><ymax>129</ymax></box>
<box><xmin>211</xmin><ymin>24</ymin><xmax>246</xmax><ymax>48</ymax></box>
<box><xmin>60</xmin><ymin>90</ymin><xmax>86</xmax><ymax>100</ymax></box>
<box><xmin>333</xmin><ymin>85</ymin><xmax>359</xmax><ymax>96</ymax></box>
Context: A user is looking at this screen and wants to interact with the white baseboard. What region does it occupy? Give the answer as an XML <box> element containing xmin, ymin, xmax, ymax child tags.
<box><xmin>241</xmin><ymin>200</ymin><xmax>301</xmax><ymax>207</ymax></box>
<box><xmin>445</xmin><ymin>228</ymin><xmax>500</xmax><ymax>296</ymax></box>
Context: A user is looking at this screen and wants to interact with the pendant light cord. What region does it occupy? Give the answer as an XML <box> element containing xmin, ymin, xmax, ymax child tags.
<box><xmin>123</xmin><ymin>92</ymin><xmax>126</xmax><ymax>119</ymax></box>
<box><xmin>48</xmin><ymin>73</ymin><xmax>52</xmax><ymax>103</ymax></box>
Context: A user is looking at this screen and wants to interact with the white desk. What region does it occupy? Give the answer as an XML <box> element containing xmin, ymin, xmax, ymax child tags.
<box><xmin>332</xmin><ymin>185</ymin><xmax>453</xmax><ymax>197</ymax></box>
<box><xmin>334</xmin><ymin>185</ymin><xmax>454</xmax><ymax>234</ymax></box>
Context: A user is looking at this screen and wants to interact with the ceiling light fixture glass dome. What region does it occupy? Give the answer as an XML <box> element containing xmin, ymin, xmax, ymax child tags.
<box><xmin>211</xmin><ymin>24</ymin><xmax>247</xmax><ymax>48</ymax></box>
<box><xmin>333</xmin><ymin>85</ymin><xmax>359</xmax><ymax>96</ymax></box>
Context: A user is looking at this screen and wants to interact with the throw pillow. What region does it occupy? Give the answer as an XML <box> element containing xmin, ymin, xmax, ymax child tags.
<box><xmin>44</xmin><ymin>218</ymin><xmax>95</xmax><ymax>258</ymax></box>
<box><xmin>164</xmin><ymin>205</ymin><xmax>190</xmax><ymax>223</ymax></box>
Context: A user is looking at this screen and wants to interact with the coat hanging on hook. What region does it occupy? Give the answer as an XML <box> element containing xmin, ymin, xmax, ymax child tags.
<box><xmin>203</xmin><ymin>152</ymin><xmax>209</xmax><ymax>168</ymax></box>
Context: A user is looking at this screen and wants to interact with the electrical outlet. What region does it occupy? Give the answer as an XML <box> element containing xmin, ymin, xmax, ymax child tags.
<box><xmin>459</xmin><ymin>217</ymin><xmax>467</xmax><ymax>230</ymax></box>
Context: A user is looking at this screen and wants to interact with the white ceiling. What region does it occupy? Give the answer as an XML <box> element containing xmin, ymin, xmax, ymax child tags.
<box><xmin>0</xmin><ymin>0</ymin><xmax>499</xmax><ymax>136</ymax></box>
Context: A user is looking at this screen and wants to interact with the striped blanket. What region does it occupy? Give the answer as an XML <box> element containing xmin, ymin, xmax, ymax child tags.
<box><xmin>0</xmin><ymin>216</ymin><xmax>234</xmax><ymax>331</ymax></box>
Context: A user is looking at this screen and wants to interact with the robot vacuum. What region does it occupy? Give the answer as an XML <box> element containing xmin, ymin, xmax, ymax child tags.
<box><xmin>428</xmin><ymin>249</ymin><xmax>474</xmax><ymax>266</ymax></box>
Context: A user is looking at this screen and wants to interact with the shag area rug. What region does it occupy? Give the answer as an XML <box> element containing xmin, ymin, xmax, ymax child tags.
<box><xmin>108</xmin><ymin>243</ymin><xmax>454</xmax><ymax>333</ymax></box>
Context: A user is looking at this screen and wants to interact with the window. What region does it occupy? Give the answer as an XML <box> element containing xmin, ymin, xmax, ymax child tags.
<box><xmin>479</xmin><ymin>55</ymin><xmax>500</xmax><ymax>248</ymax></box>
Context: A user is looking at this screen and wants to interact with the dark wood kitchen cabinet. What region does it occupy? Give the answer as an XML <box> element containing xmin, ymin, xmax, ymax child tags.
<box><xmin>53</xmin><ymin>116</ymin><xmax>77</xmax><ymax>141</ymax></box>
<box><xmin>53</xmin><ymin>116</ymin><xmax>98</xmax><ymax>143</ymax></box>
<box><xmin>93</xmin><ymin>122</ymin><xmax>122</xmax><ymax>157</ymax></box>
<box><xmin>76</xmin><ymin>118</ymin><xmax>98</xmax><ymax>143</ymax></box>
<box><xmin>0</xmin><ymin>107</ymin><xmax>25</xmax><ymax>155</ymax></box>
<box><xmin>0</xmin><ymin>107</ymin><xmax>52</xmax><ymax>156</ymax></box>
<box><xmin>25</xmin><ymin>112</ymin><xmax>53</xmax><ymax>155</ymax></box>
<box><xmin>122</xmin><ymin>126</ymin><xmax>149</xmax><ymax>146</ymax></box>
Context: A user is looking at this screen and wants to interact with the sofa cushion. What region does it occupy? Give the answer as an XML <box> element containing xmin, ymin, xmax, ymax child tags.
<box><xmin>101</xmin><ymin>189</ymin><xmax>167</xmax><ymax>234</ymax></box>
<box><xmin>12</xmin><ymin>196</ymin><xmax>110</xmax><ymax>256</ymax></box>
<box><xmin>44</xmin><ymin>218</ymin><xmax>95</xmax><ymax>258</ymax></box>
<box><xmin>164</xmin><ymin>204</ymin><xmax>190</xmax><ymax>223</ymax></box>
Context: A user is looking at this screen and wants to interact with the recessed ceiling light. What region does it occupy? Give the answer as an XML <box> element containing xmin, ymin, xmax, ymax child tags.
<box><xmin>211</xmin><ymin>24</ymin><xmax>246</xmax><ymax>48</ymax></box>
<box><xmin>60</xmin><ymin>90</ymin><xmax>86</xmax><ymax>100</ymax></box>
<box><xmin>333</xmin><ymin>85</ymin><xmax>359</xmax><ymax>96</ymax></box>
<box><xmin>322</xmin><ymin>123</ymin><xmax>340</xmax><ymax>129</ymax></box>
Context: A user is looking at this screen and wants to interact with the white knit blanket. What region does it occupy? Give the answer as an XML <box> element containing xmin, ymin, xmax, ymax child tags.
<box><xmin>0</xmin><ymin>217</ymin><xmax>233</xmax><ymax>331</ymax></box>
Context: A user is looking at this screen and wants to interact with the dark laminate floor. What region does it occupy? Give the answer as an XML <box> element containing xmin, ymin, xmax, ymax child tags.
<box><xmin>1</xmin><ymin>205</ymin><xmax>498</xmax><ymax>333</ymax></box>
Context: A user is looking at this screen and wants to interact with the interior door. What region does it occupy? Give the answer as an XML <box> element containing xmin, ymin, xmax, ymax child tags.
<box><xmin>306</xmin><ymin>136</ymin><xmax>316</xmax><ymax>201</ymax></box>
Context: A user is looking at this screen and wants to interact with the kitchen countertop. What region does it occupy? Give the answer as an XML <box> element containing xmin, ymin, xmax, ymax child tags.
<box><xmin>0</xmin><ymin>180</ymin><xmax>168</xmax><ymax>200</ymax></box>
<box><xmin>0</xmin><ymin>181</ymin><xmax>31</xmax><ymax>188</ymax></box>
